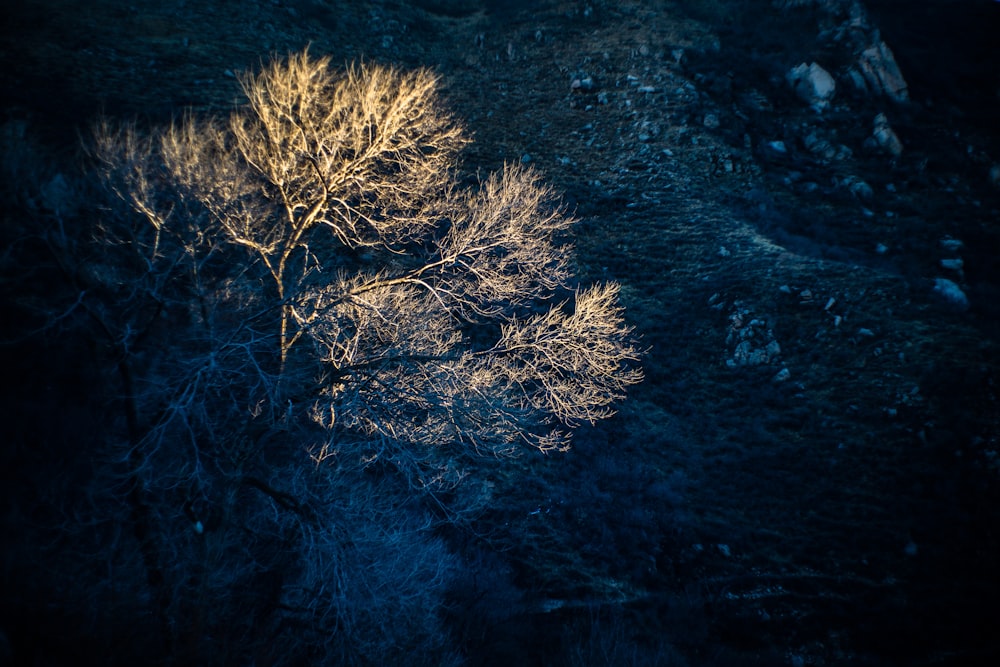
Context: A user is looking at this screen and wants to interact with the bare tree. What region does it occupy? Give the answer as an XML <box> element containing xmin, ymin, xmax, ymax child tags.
<box><xmin>96</xmin><ymin>48</ymin><xmax>641</xmax><ymax>471</ymax></box>
<box><xmin>70</xmin><ymin>48</ymin><xmax>642</xmax><ymax>663</ymax></box>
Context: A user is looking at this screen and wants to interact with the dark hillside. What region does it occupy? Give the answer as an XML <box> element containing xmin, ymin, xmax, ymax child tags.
<box><xmin>2</xmin><ymin>1</ymin><xmax>999</xmax><ymax>665</ymax></box>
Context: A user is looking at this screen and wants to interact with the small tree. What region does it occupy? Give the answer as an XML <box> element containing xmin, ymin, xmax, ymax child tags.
<box><xmin>77</xmin><ymin>49</ymin><xmax>641</xmax><ymax>662</ymax></box>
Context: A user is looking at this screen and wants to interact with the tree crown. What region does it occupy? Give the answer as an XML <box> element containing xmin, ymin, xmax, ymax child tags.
<box><xmin>90</xmin><ymin>49</ymin><xmax>642</xmax><ymax>483</ymax></box>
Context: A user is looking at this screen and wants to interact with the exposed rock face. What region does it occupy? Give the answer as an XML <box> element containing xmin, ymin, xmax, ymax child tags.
<box><xmin>830</xmin><ymin>2</ymin><xmax>910</xmax><ymax>101</ymax></box>
<box><xmin>787</xmin><ymin>62</ymin><xmax>837</xmax><ymax>112</ymax></box>
<box><xmin>850</xmin><ymin>39</ymin><xmax>909</xmax><ymax>102</ymax></box>
<box><xmin>777</xmin><ymin>0</ymin><xmax>910</xmax><ymax>103</ymax></box>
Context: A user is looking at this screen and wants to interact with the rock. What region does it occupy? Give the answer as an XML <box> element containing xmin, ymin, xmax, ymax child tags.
<box><xmin>873</xmin><ymin>113</ymin><xmax>903</xmax><ymax>157</ymax></box>
<box><xmin>824</xmin><ymin>0</ymin><xmax>909</xmax><ymax>102</ymax></box>
<box><xmin>990</xmin><ymin>164</ymin><xmax>1000</xmax><ymax>188</ymax></box>
<box><xmin>845</xmin><ymin>67</ymin><xmax>867</xmax><ymax>94</ymax></box>
<box><xmin>803</xmin><ymin>131</ymin><xmax>836</xmax><ymax>160</ymax></box>
<box><xmin>726</xmin><ymin>306</ymin><xmax>782</xmax><ymax>367</ymax></box>
<box><xmin>802</xmin><ymin>131</ymin><xmax>851</xmax><ymax>161</ymax></box>
<box><xmin>763</xmin><ymin>140</ymin><xmax>788</xmax><ymax>158</ymax></box>
<box><xmin>731</xmin><ymin>340</ymin><xmax>754</xmax><ymax>365</ymax></box>
<box><xmin>940</xmin><ymin>258</ymin><xmax>964</xmax><ymax>272</ymax></box>
<box><xmin>854</xmin><ymin>40</ymin><xmax>909</xmax><ymax>102</ymax></box>
<box><xmin>940</xmin><ymin>237</ymin><xmax>964</xmax><ymax>252</ymax></box>
<box><xmin>792</xmin><ymin>0</ymin><xmax>909</xmax><ymax>102</ymax></box>
<box><xmin>933</xmin><ymin>277</ymin><xmax>969</xmax><ymax>310</ymax></box>
<box><xmin>571</xmin><ymin>76</ymin><xmax>595</xmax><ymax>92</ymax></box>
<box><xmin>787</xmin><ymin>62</ymin><xmax>836</xmax><ymax>111</ymax></box>
<box><xmin>741</xmin><ymin>88</ymin><xmax>772</xmax><ymax>112</ymax></box>
<box><xmin>703</xmin><ymin>113</ymin><xmax>720</xmax><ymax>129</ymax></box>
<box><xmin>848</xmin><ymin>177</ymin><xmax>874</xmax><ymax>200</ymax></box>
<box><xmin>772</xmin><ymin>368</ymin><xmax>791</xmax><ymax>383</ymax></box>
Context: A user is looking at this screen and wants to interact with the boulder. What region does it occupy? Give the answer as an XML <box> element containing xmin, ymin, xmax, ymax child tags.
<box><xmin>933</xmin><ymin>278</ymin><xmax>969</xmax><ymax>310</ymax></box>
<box><xmin>787</xmin><ymin>62</ymin><xmax>836</xmax><ymax>112</ymax></box>
<box><xmin>849</xmin><ymin>39</ymin><xmax>909</xmax><ymax>102</ymax></box>
<box><xmin>872</xmin><ymin>113</ymin><xmax>903</xmax><ymax>157</ymax></box>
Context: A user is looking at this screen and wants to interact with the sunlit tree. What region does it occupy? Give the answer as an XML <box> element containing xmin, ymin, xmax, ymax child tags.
<box><xmin>72</xmin><ymin>48</ymin><xmax>642</xmax><ymax>663</ymax></box>
<box><xmin>94</xmin><ymin>48</ymin><xmax>641</xmax><ymax>475</ymax></box>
